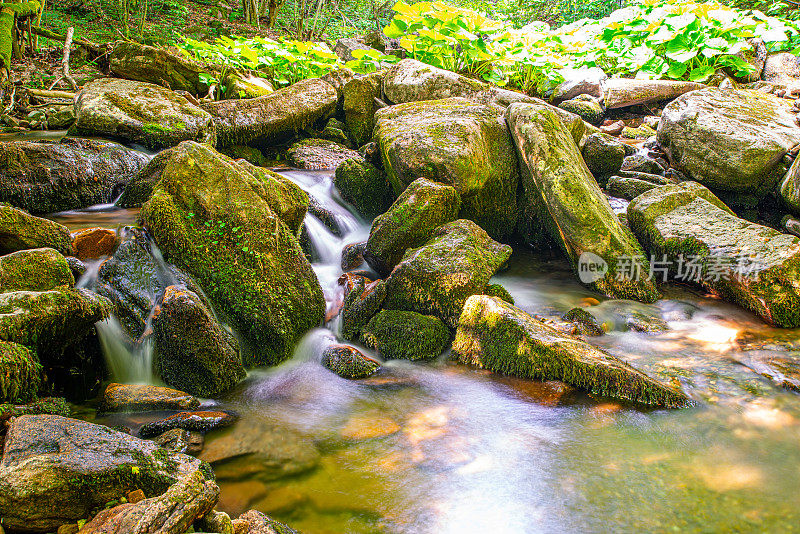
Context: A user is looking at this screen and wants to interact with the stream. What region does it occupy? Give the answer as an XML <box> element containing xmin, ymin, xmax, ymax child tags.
<box><xmin>48</xmin><ymin>169</ymin><xmax>800</xmax><ymax>534</ymax></box>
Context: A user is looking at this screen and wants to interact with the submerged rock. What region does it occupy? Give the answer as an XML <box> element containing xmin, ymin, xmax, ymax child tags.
<box><xmin>0</xmin><ymin>205</ymin><xmax>73</xmax><ymax>256</ymax></box>
<box><xmin>383</xmin><ymin>59</ymin><xmax>534</xmax><ymax>107</ymax></box>
<box><xmin>286</xmin><ymin>138</ymin><xmax>360</xmax><ymax>170</ymax></box>
<box><xmin>383</xmin><ymin>219</ymin><xmax>511</xmax><ymax>328</ymax></box>
<box><xmin>0</xmin><ymin>138</ymin><xmax>149</xmax><ymax>214</ymax></box>
<box><xmin>72</xmin><ymin>78</ymin><xmax>216</xmax><ymax>150</ymax></box>
<box><xmin>343</xmin><ymin>71</ymin><xmax>383</xmax><ymax>147</ymax></box>
<box><xmin>505</xmin><ymin>102</ymin><xmax>659</xmax><ymax>302</ymax></box>
<box><xmin>78</xmin><ymin>470</ymin><xmax>218</xmax><ymax>534</ymax></box>
<box><xmin>452</xmin><ymin>295</ymin><xmax>690</xmax><ymax>408</ymax></box>
<box><xmin>0</xmin><ymin>414</ymin><xmax>208</xmax><ymax>533</ymax></box>
<box><xmin>201</xmin><ymin>77</ymin><xmax>337</xmax><ymax>147</ymax></box>
<box><xmin>152</xmin><ymin>428</ymin><xmax>204</xmax><ymax>456</ymax></box>
<box><xmin>334</xmin><ymin>157</ymin><xmax>393</xmax><ymax>219</ymax></box>
<box><xmin>0</xmin><ymin>247</ymin><xmax>73</xmax><ymax>292</ymax></box>
<box><xmin>139</xmin><ymin>410</ymin><xmax>238</xmax><ymax>438</ymax></box>
<box><xmin>628</xmin><ymin>182</ymin><xmax>800</xmax><ymax>327</ymax></box>
<box><xmin>360</xmin><ymin>309</ymin><xmax>449</xmax><ymax>361</ymax></box>
<box><xmin>102</xmin><ymin>382</ymin><xmax>200</xmax><ymax>412</ymax></box>
<box><xmin>321</xmin><ymin>344</ymin><xmax>380</xmax><ymax>379</ymax></box>
<box><xmin>109</xmin><ymin>40</ymin><xmax>212</xmax><ymax>95</ymax></box>
<box><xmin>139</xmin><ymin>142</ymin><xmax>325</xmax><ymax>366</ymax></box>
<box><xmin>375</xmin><ymin>97</ymin><xmax>519</xmax><ymax>240</ymax></box>
<box><xmin>0</xmin><ymin>341</ymin><xmax>41</xmax><ymax>403</ymax></box>
<box><xmin>658</xmin><ymin>87</ymin><xmax>800</xmax><ymax>194</ymax></box>
<box><xmin>200</xmin><ymin>419</ymin><xmax>320</xmax><ymax>482</ymax></box>
<box><xmin>153</xmin><ymin>286</ymin><xmax>245</xmax><ymax>398</ymax></box>
<box><xmin>364</xmin><ymin>177</ymin><xmax>461</xmax><ymax>276</ymax></box>
<box><xmin>603</xmin><ymin>78</ymin><xmax>705</xmax><ymax>109</ymax></box>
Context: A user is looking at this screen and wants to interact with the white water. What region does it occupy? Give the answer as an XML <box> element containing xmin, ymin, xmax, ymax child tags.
<box><xmin>96</xmin><ymin>317</ymin><xmax>155</xmax><ymax>384</ymax></box>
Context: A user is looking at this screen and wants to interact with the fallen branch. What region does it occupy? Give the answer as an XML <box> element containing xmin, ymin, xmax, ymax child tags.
<box><xmin>30</xmin><ymin>25</ymin><xmax>101</xmax><ymax>55</ymax></box>
<box><xmin>48</xmin><ymin>26</ymin><xmax>76</xmax><ymax>91</ymax></box>
<box><xmin>26</xmin><ymin>87</ymin><xmax>74</xmax><ymax>100</ymax></box>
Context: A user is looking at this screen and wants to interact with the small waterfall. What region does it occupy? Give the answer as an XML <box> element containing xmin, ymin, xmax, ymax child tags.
<box><xmin>96</xmin><ymin>317</ymin><xmax>155</xmax><ymax>384</ymax></box>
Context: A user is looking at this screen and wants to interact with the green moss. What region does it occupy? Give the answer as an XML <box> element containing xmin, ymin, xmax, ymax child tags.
<box><xmin>0</xmin><ymin>247</ymin><xmax>74</xmax><ymax>293</ymax></box>
<box><xmin>360</xmin><ymin>309</ymin><xmax>450</xmax><ymax>361</ymax></box>
<box><xmin>483</xmin><ymin>283</ymin><xmax>514</xmax><ymax>304</ymax></box>
<box><xmin>333</xmin><ymin>158</ymin><xmax>393</xmax><ymax>219</ymax></box>
<box><xmin>340</xmin><ymin>277</ymin><xmax>387</xmax><ymax>341</ymax></box>
<box><xmin>0</xmin><ymin>341</ymin><xmax>41</xmax><ymax>403</ymax></box>
<box><xmin>0</xmin><ymin>205</ymin><xmax>73</xmax><ymax>256</ymax></box>
<box><xmin>321</xmin><ymin>345</ymin><xmax>379</xmax><ymax>379</ymax></box>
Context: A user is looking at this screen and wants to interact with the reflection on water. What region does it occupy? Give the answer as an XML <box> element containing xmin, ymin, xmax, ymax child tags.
<box><xmin>46</xmin><ymin>203</ymin><xmax>140</xmax><ymax>231</ymax></box>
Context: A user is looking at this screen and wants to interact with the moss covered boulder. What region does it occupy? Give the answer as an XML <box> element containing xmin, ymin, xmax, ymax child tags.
<box><xmin>153</xmin><ymin>286</ymin><xmax>245</xmax><ymax>398</ymax></box>
<box><xmin>343</xmin><ymin>71</ymin><xmax>384</xmax><ymax>146</ymax></box>
<box><xmin>139</xmin><ymin>142</ymin><xmax>325</xmax><ymax>365</ymax></box>
<box><xmin>0</xmin><ymin>341</ymin><xmax>41</xmax><ymax>403</ymax></box>
<box><xmin>779</xmin><ymin>155</ymin><xmax>800</xmax><ymax>216</ymax></box>
<box><xmin>286</xmin><ymin>138</ymin><xmax>360</xmax><ymax>170</ymax></box>
<box><xmin>505</xmin><ymin>102</ymin><xmax>659</xmax><ymax>302</ymax></box>
<box><xmin>0</xmin><ymin>138</ymin><xmax>149</xmax><ymax>214</ymax></box>
<box><xmin>581</xmin><ymin>133</ymin><xmax>627</xmax><ymax>181</ymax></box>
<box><xmin>375</xmin><ymin>97</ymin><xmax>519</xmax><ymax>240</ymax></box>
<box><xmin>383</xmin><ymin>219</ymin><xmax>511</xmax><ymax>327</ymax></box>
<box><xmin>628</xmin><ymin>182</ymin><xmax>800</xmax><ymax>327</ymax></box>
<box><xmin>383</xmin><ymin>59</ymin><xmax>535</xmax><ymax>107</ymax></box>
<box><xmin>0</xmin><ymin>414</ymin><xmax>209</xmax><ymax>533</ymax></box>
<box><xmin>0</xmin><ymin>248</ymin><xmax>73</xmax><ymax>292</ymax></box>
<box><xmin>558</xmin><ymin>94</ymin><xmax>604</xmax><ymax>125</ymax></box>
<box><xmin>334</xmin><ymin>157</ymin><xmax>393</xmax><ymax>219</ymax></box>
<box><xmin>72</xmin><ymin>78</ymin><xmax>216</xmax><ymax>150</ymax></box>
<box><xmin>339</xmin><ymin>276</ymin><xmax>387</xmax><ymax>341</ymax></box>
<box><xmin>360</xmin><ymin>309</ymin><xmax>449</xmax><ymax>361</ymax></box>
<box><xmin>321</xmin><ymin>344</ymin><xmax>380</xmax><ymax>379</ymax></box>
<box><xmin>452</xmin><ymin>295</ymin><xmax>690</xmax><ymax>408</ymax></box>
<box><xmin>235</xmin><ymin>160</ymin><xmax>309</xmax><ymax>235</ymax></box>
<box><xmin>607</xmin><ymin>175</ymin><xmax>658</xmax><ymax>200</ymax></box>
<box><xmin>658</xmin><ymin>87</ymin><xmax>800</xmax><ymax>194</ymax></box>
<box><xmin>201</xmin><ymin>77</ymin><xmax>337</xmax><ymax>147</ymax></box>
<box><xmin>364</xmin><ymin>177</ymin><xmax>461</xmax><ymax>276</ymax></box>
<box><xmin>0</xmin><ymin>205</ymin><xmax>72</xmax><ymax>256</ymax></box>
<box><xmin>109</xmin><ymin>40</ymin><xmax>212</xmax><ymax>95</ymax></box>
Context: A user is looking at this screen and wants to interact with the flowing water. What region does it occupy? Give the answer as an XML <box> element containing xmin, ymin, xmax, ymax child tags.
<box><xmin>68</xmin><ymin>170</ymin><xmax>800</xmax><ymax>533</ymax></box>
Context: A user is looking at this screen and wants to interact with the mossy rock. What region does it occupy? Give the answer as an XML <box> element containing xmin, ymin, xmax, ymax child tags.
<box><xmin>559</xmin><ymin>95</ymin><xmax>604</xmax><ymax>125</ymax></box>
<box><xmin>234</xmin><ymin>160</ymin><xmax>309</xmax><ymax>235</ymax></box>
<box><xmin>0</xmin><ymin>341</ymin><xmax>41</xmax><ymax>403</ymax></box>
<box><xmin>0</xmin><ymin>247</ymin><xmax>73</xmax><ymax>293</ymax></box>
<box><xmin>321</xmin><ymin>344</ymin><xmax>380</xmax><ymax>379</ymax></box>
<box><xmin>0</xmin><ymin>396</ymin><xmax>70</xmax><ymax>422</ymax></box>
<box><xmin>201</xmin><ymin>78</ymin><xmax>337</xmax><ymax>148</ymax></box>
<box><xmin>628</xmin><ymin>181</ymin><xmax>800</xmax><ymax>327</ymax></box>
<box><xmin>563</xmin><ymin>307</ymin><xmax>605</xmax><ymax>336</ymax></box>
<box><xmin>779</xmin><ymin>155</ymin><xmax>800</xmax><ymax>216</ymax></box>
<box><xmin>505</xmin><ymin>102</ymin><xmax>660</xmax><ymax>303</ymax></box>
<box><xmin>109</xmin><ymin>40</ymin><xmax>212</xmax><ymax>95</ymax></box>
<box><xmin>153</xmin><ymin>286</ymin><xmax>245</xmax><ymax>398</ymax></box>
<box><xmin>72</xmin><ymin>78</ymin><xmax>216</xmax><ymax>150</ymax></box>
<box><xmin>333</xmin><ymin>157</ymin><xmax>393</xmax><ymax>220</ymax></box>
<box><xmin>452</xmin><ymin>295</ymin><xmax>690</xmax><ymax>408</ymax></box>
<box><xmin>0</xmin><ymin>138</ymin><xmax>149</xmax><ymax>214</ymax></box>
<box><xmin>607</xmin><ymin>176</ymin><xmax>658</xmax><ymax>200</ymax></box>
<box><xmin>360</xmin><ymin>309</ymin><xmax>449</xmax><ymax>361</ymax></box>
<box><xmin>364</xmin><ymin>177</ymin><xmax>460</xmax><ymax>276</ymax></box>
<box><xmin>139</xmin><ymin>141</ymin><xmax>325</xmax><ymax>366</ymax></box>
<box><xmin>286</xmin><ymin>138</ymin><xmax>360</xmax><ymax>170</ymax></box>
<box><xmin>339</xmin><ymin>276</ymin><xmax>387</xmax><ymax>341</ymax></box>
<box><xmin>374</xmin><ymin>97</ymin><xmax>519</xmax><ymax>240</ymax></box>
<box><xmin>222</xmin><ymin>71</ymin><xmax>274</xmax><ymax>99</ymax></box>
<box><xmin>218</xmin><ymin>144</ymin><xmax>268</xmax><ymax>167</ymax></box>
<box><xmin>581</xmin><ymin>133</ymin><xmax>626</xmax><ymax>182</ymax></box>
<box><xmin>483</xmin><ymin>282</ymin><xmax>514</xmax><ymax>304</ymax></box>
<box><xmin>0</xmin><ymin>414</ymin><xmax>210</xmax><ymax>532</ymax></box>
<box><xmin>102</xmin><ymin>383</ymin><xmax>200</xmax><ymax>413</ymax></box>
<box><xmin>0</xmin><ymin>206</ymin><xmax>72</xmax><ymax>256</ymax></box>
<box><xmin>383</xmin><ymin>219</ymin><xmax>512</xmax><ymax>328</ymax></box>
<box><xmin>343</xmin><ymin>71</ymin><xmax>384</xmax><ymax>147</ymax></box>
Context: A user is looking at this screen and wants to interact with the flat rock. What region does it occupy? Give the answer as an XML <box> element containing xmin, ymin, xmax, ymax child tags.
<box><xmin>138</xmin><ymin>410</ymin><xmax>238</xmax><ymax>438</ymax></box>
<box><xmin>286</xmin><ymin>138</ymin><xmax>360</xmax><ymax>170</ymax></box>
<box><xmin>603</xmin><ymin>78</ymin><xmax>705</xmax><ymax>109</ymax></box>
<box><xmin>102</xmin><ymin>383</ymin><xmax>200</xmax><ymax>412</ymax></box>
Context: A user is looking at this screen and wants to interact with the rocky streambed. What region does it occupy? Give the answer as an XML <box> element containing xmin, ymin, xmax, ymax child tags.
<box><xmin>0</xmin><ymin>42</ymin><xmax>800</xmax><ymax>533</ymax></box>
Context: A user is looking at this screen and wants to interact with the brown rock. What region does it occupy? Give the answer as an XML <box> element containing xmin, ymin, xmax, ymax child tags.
<box><xmin>127</xmin><ymin>489</ymin><xmax>145</xmax><ymax>504</ymax></box>
<box><xmin>103</xmin><ymin>383</ymin><xmax>200</xmax><ymax>413</ymax></box>
<box><xmin>71</xmin><ymin>227</ymin><xmax>118</xmax><ymax>260</ymax></box>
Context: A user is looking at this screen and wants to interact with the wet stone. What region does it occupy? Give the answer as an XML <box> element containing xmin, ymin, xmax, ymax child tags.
<box><xmin>102</xmin><ymin>383</ymin><xmax>200</xmax><ymax>413</ymax></box>
<box><xmin>138</xmin><ymin>410</ymin><xmax>238</xmax><ymax>438</ymax></box>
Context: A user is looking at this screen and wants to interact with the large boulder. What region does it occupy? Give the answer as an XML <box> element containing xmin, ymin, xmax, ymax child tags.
<box><xmin>0</xmin><ymin>138</ymin><xmax>149</xmax><ymax>214</ymax></box>
<box><xmin>383</xmin><ymin>219</ymin><xmax>511</xmax><ymax>328</ymax></box>
<box><xmin>333</xmin><ymin>157</ymin><xmax>393</xmax><ymax>219</ymax></box>
<box><xmin>0</xmin><ymin>415</ymin><xmax>210</xmax><ymax>532</ymax></box>
<box><xmin>201</xmin><ymin>77</ymin><xmax>337</xmax><ymax>147</ymax></box>
<box><xmin>0</xmin><ymin>248</ymin><xmax>73</xmax><ymax>292</ymax></box>
<box><xmin>628</xmin><ymin>182</ymin><xmax>800</xmax><ymax>328</ymax></box>
<box><xmin>452</xmin><ymin>295</ymin><xmax>690</xmax><ymax>408</ymax></box>
<box><xmin>364</xmin><ymin>177</ymin><xmax>460</xmax><ymax>276</ymax></box>
<box><xmin>762</xmin><ymin>52</ymin><xmax>800</xmax><ymax>97</ymax></box>
<box><xmin>343</xmin><ymin>71</ymin><xmax>383</xmax><ymax>147</ymax></box>
<box><xmin>360</xmin><ymin>309</ymin><xmax>449</xmax><ymax>361</ymax></box>
<box><xmin>109</xmin><ymin>41</ymin><xmax>211</xmax><ymax>95</ymax></box>
<box><xmin>0</xmin><ymin>341</ymin><xmax>41</xmax><ymax>403</ymax></box>
<box><xmin>72</xmin><ymin>78</ymin><xmax>216</xmax><ymax>150</ymax></box>
<box><xmin>602</xmin><ymin>78</ymin><xmax>705</xmax><ymax>109</ymax></box>
<box><xmin>78</xmin><ymin>471</ymin><xmax>218</xmax><ymax>534</ymax></box>
<box><xmin>383</xmin><ymin>59</ymin><xmax>534</xmax><ymax>107</ymax></box>
<box><xmin>0</xmin><ymin>205</ymin><xmax>72</xmax><ymax>255</ymax></box>
<box><xmin>505</xmin><ymin>102</ymin><xmax>659</xmax><ymax>302</ymax></box>
<box><xmin>374</xmin><ymin>97</ymin><xmax>519</xmax><ymax>240</ymax></box>
<box><xmin>140</xmin><ymin>142</ymin><xmax>325</xmax><ymax>366</ymax></box>
<box><xmin>657</xmin><ymin>87</ymin><xmax>800</xmax><ymax>194</ymax></box>
<box><xmin>153</xmin><ymin>285</ymin><xmax>245</xmax><ymax>398</ymax></box>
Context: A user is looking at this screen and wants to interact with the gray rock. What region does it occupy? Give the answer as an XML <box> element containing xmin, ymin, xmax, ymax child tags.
<box><xmin>603</xmin><ymin>78</ymin><xmax>705</xmax><ymax>109</ymax></box>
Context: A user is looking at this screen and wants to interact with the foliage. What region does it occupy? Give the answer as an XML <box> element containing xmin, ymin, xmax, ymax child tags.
<box><xmin>384</xmin><ymin>0</ymin><xmax>800</xmax><ymax>94</ymax></box>
<box><xmin>178</xmin><ymin>34</ymin><xmax>399</xmax><ymax>87</ymax></box>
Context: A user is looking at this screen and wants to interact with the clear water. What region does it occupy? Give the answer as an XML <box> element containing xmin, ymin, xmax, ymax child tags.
<box><xmin>75</xmin><ymin>170</ymin><xmax>800</xmax><ymax>533</ymax></box>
